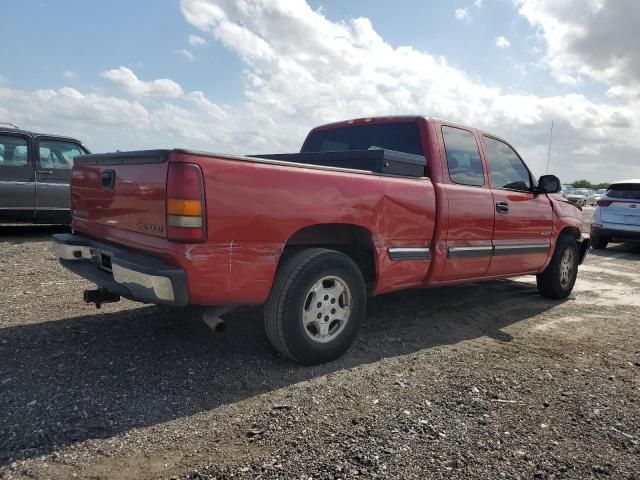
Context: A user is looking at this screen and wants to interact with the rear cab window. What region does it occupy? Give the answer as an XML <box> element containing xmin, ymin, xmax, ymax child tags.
<box><xmin>441</xmin><ymin>126</ymin><xmax>485</xmax><ymax>186</ymax></box>
<box><xmin>302</xmin><ymin>122</ymin><xmax>424</xmax><ymax>157</ymax></box>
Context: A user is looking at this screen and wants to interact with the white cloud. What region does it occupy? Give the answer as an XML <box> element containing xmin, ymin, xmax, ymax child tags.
<box><xmin>474</xmin><ymin>0</ymin><xmax>483</xmax><ymax>7</ymax></box>
<box><xmin>1</xmin><ymin>0</ymin><xmax>639</xmax><ymax>183</ymax></box>
<box><xmin>0</xmin><ymin>84</ymin><xmax>151</xmax><ymax>147</ymax></box>
<box><xmin>454</xmin><ymin>7</ymin><xmax>469</xmax><ymax>20</ymax></box>
<box><xmin>177</xmin><ymin>49</ymin><xmax>196</xmax><ymax>61</ymax></box>
<box><xmin>62</xmin><ymin>70</ymin><xmax>77</xmax><ymax>79</ymax></box>
<box><xmin>188</xmin><ymin>34</ymin><xmax>207</xmax><ymax>46</ymax></box>
<box><xmin>495</xmin><ymin>36</ymin><xmax>511</xmax><ymax>48</ymax></box>
<box><xmin>515</xmin><ymin>0</ymin><xmax>640</xmax><ymax>96</ymax></box>
<box><xmin>101</xmin><ymin>66</ymin><xmax>184</xmax><ymax>97</ymax></box>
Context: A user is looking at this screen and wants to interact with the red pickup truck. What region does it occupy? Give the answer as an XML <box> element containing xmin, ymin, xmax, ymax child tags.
<box><xmin>53</xmin><ymin>116</ymin><xmax>589</xmax><ymax>365</ymax></box>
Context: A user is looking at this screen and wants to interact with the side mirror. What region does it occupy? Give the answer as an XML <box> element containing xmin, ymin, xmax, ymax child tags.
<box><xmin>537</xmin><ymin>174</ymin><xmax>561</xmax><ymax>194</ymax></box>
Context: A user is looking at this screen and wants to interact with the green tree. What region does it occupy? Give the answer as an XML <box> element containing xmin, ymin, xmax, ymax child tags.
<box><xmin>571</xmin><ymin>180</ymin><xmax>610</xmax><ymax>190</ymax></box>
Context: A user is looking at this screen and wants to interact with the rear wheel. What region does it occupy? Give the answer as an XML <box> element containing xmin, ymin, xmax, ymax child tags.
<box><xmin>264</xmin><ymin>248</ymin><xmax>367</xmax><ymax>365</ymax></box>
<box><xmin>591</xmin><ymin>236</ymin><xmax>609</xmax><ymax>250</ymax></box>
<box><xmin>537</xmin><ymin>235</ymin><xmax>579</xmax><ymax>299</ymax></box>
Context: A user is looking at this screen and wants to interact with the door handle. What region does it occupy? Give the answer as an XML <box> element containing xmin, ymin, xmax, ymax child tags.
<box><xmin>37</xmin><ymin>170</ymin><xmax>53</xmax><ymax>175</ymax></box>
<box><xmin>496</xmin><ymin>201</ymin><xmax>509</xmax><ymax>213</ymax></box>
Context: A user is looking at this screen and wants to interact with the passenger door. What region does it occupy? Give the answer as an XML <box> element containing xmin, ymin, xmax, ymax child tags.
<box><xmin>483</xmin><ymin>136</ymin><xmax>553</xmax><ymax>275</ymax></box>
<box><xmin>0</xmin><ymin>133</ymin><xmax>35</xmax><ymax>222</ymax></box>
<box><xmin>35</xmin><ymin>138</ymin><xmax>85</xmax><ymax>223</ymax></box>
<box><xmin>438</xmin><ymin>126</ymin><xmax>495</xmax><ymax>280</ymax></box>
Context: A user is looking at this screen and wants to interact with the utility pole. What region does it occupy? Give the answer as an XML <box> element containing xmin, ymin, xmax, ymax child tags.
<box><xmin>545</xmin><ymin>120</ymin><xmax>554</xmax><ymax>174</ymax></box>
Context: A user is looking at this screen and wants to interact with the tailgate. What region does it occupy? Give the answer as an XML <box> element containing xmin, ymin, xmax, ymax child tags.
<box><xmin>600</xmin><ymin>183</ymin><xmax>640</xmax><ymax>226</ymax></box>
<box><xmin>601</xmin><ymin>201</ymin><xmax>640</xmax><ymax>226</ymax></box>
<box><xmin>71</xmin><ymin>150</ymin><xmax>169</xmax><ymax>237</ymax></box>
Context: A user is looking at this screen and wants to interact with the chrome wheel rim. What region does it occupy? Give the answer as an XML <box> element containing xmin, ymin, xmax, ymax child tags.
<box><xmin>559</xmin><ymin>249</ymin><xmax>575</xmax><ymax>288</ymax></box>
<box><xmin>302</xmin><ymin>275</ymin><xmax>351</xmax><ymax>343</ymax></box>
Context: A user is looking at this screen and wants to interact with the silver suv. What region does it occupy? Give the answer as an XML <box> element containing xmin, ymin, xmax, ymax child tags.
<box><xmin>0</xmin><ymin>124</ymin><xmax>89</xmax><ymax>224</ymax></box>
<box><xmin>591</xmin><ymin>179</ymin><xmax>640</xmax><ymax>249</ymax></box>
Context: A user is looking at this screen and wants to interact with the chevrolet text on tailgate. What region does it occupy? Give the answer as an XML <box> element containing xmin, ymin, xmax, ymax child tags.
<box><xmin>53</xmin><ymin>116</ymin><xmax>589</xmax><ymax>365</ymax></box>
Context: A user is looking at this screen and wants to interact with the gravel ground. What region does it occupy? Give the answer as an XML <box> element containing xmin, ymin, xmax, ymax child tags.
<box><xmin>1</xmin><ymin>209</ymin><xmax>639</xmax><ymax>480</ymax></box>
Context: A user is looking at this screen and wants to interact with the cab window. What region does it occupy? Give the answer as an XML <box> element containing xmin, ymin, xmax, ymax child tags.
<box><xmin>442</xmin><ymin>126</ymin><xmax>485</xmax><ymax>186</ymax></box>
<box><xmin>483</xmin><ymin>136</ymin><xmax>531</xmax><ymax>191</ymax></box>
<box><xmin>0</xmin><ymin>135</ymin><xmax>29</xmax><ymax>167</ymax></box>
<box><xmin>38</xmin><ymin>140</ymin><xmax>84</xmax><ymax>170</ymax></box>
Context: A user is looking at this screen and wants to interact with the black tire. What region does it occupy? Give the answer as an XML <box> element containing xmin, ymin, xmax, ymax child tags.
<box><xmin>536</xmin><ymin>235</ymin><xmax>579</xmax><ymax>299</ymax></box>
<box><xmin>591</xmin><ymin>236</ymin><xmax>608</xmax><ymax>250</ymax></box>
<box><xmin>264</xmin><ymin>248</ymin><xmax>367</xmax><ymax>365</ymax></box>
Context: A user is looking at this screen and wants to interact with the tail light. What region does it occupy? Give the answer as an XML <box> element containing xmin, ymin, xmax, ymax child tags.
<box><xmin>596</xmin><ymin>199</ymin><xmax>612</xmax><ymax>207</ymax></box>
<box><xmin>167</xmin><ymin>163</ymin><xmax>206</xmax><ymax>242</ymax></box>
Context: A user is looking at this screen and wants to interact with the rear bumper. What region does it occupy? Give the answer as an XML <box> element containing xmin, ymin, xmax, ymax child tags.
<box><xmin>52</xmin><ymin>233</ymin><xmax>188</xmax><ymax>306</ymax></box>
<box><xmin>591</xmin><ymin>225</ymin><xmax>640</xmax><ymax>242</ymax></box>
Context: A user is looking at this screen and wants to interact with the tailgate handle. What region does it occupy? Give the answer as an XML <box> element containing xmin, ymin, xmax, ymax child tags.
<box><xmin>101</xmin><ymin>169</ymin><xmax>116</xmax><ymax>189</ymax></box>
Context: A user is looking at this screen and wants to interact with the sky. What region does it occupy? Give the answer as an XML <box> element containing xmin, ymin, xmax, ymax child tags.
<box><xmin>1</xmin><ymin>0</ymin><xmax>639</xmax><ymax>183</ymax></box>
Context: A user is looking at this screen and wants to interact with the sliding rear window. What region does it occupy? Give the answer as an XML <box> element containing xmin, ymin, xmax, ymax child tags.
<box><xmin>302</xmin><ymin>122</ymin><xmax>424</xmax><ymax>156</ymax></box>
<box><xmin>606</xmin><ymin>183</ymin><xmax>640</xmax><ymax>200</ymax></box>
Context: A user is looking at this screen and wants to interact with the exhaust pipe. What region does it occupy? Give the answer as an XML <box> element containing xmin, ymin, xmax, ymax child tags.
<box><xmin>202</xmin><ymin>306</ymin><xmax>236</xmax><ymax>333</ymax></box>
<box><xmin>84</xmin><ymin>288</ymin><xmax>120</xmax><ymax>309</ymax></box>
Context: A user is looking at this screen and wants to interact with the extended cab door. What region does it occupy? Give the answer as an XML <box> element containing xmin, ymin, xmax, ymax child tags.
<box><xmin>0</xmin><ymin>133</ymin><xmax>35</xmax><ymax>222</ymax></box>
<box><xmin>35</xmin><ymin>138</ymin><xmax>85</xmax><ymax>223</ymax></box>
<box><xmin>437</xmin><ymin>125</ymin><xmax>495</xmax><ymax>280</ymax></box>
<box><xmin>482</xmin><ymin>135</ymin><xmax>553</xmax><ymax>275</ymax></box>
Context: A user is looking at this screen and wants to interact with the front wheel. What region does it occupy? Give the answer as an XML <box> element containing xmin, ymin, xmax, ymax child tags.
<box><xmin>264</xmin><ymin>248</ymin><xmax>367</xmax><ymax>365</ymax></box>
<box><xmin>537</xmin><ymin>235</ymin><xmax>579</xmax><ymax>299</ymax></box>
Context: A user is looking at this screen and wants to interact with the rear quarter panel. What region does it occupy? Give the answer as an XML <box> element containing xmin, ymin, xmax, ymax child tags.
<box><xmin>171</xmin><ymin>152</ymin><xmax>437</xmax><ymax>304</ymax></box>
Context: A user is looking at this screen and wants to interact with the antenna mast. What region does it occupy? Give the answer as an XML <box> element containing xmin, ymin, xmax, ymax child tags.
<box><xmin>545</xmin><ymin>120</ymin><xmax>554</xmax><ymax>174</ymax></box>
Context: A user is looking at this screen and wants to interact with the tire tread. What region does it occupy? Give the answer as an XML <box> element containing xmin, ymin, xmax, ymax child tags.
<box><xmin>264</xmin><ymin>248</ymin><xmax>337</xmax><ymax>361</ymax></box>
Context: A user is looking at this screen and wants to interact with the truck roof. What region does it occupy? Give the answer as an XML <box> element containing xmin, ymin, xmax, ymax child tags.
<box><xmin>311</xmin><ymin>115</ymin><xmax>497</xmax><ymax>137</ymax></box>
<box><xmin>312</xmin><ymin>115</ymin><xmax>424</xmax><ymax>132</ymax></box>
<box><xmin>0</xmin><ymin>125</ymin><xmax>84</xmax><ymax>144</ymax></box>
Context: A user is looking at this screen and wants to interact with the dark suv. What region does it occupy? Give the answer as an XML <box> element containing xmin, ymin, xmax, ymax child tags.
<box><xmin>0</xmin><ymin>123</ymin><xmax>89</xmax><ymax>224</ymax></box>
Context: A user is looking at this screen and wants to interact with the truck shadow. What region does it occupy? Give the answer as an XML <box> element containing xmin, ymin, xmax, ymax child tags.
<box><xmin>0</xmin><ymin>278</ymin><xmax>560</xmax><ymax>464</ymax></box>
<box><xmin>589</xmin><ymin>243</ymin><xmax>640</xmax><ymax>261</ymax></box>
<box><xmin>0</xmin><ymin>225</ymin><xmax>69</xmax><ymax>243</ymax></box>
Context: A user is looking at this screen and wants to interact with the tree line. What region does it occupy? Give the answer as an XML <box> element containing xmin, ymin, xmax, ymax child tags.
<box><xmin>571</xmin><ymin>180</ymin><xmax>610</xmax><ymax>190</ymax></box>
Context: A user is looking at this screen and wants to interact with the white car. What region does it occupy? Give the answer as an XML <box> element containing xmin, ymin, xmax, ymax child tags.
<box><xmin>566</xmin><ymin>188</ymin><xmax>596</xmax><ymax>206</ymax></box>
<box><xmin>591</xmin><ymin>179</ymin><xmax>640</xmax><ymax>249</ymax></box>
<box><xmin>594</xmin><ymin>188</ymin><xmax>607</xmax><ymax>202</ymax></box>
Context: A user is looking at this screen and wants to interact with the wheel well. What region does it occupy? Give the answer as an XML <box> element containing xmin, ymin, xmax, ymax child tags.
<box><xmin>279</xmin><ymin>224</ymin><xmax>376</xmax><ymax>288</ymax></box>
<box><xmin>559</xmin><ymin>226</ymin><xmax>581</xmax><ymax>241</ymax></box>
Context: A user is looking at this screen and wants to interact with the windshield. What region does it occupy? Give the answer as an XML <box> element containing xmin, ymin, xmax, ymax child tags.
<box><xmin>573</xmin><ymin>189</ymin><xmax>589</xmax><ymax>195</ymax></box>
<box><xmin>302</xmin><ymin>122</ymin><xmax>424</xmax><ymax>156</ymax></box>
<box><xmin>606</xmin><ymin>183</ymin><xmax>640</xmax><ymax>200</ymax></box>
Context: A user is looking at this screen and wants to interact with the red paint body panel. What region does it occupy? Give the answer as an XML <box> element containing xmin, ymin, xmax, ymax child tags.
<box><xmin>70</xmin><ymin>116</ymin><xmax>584</xmax><ymax>307</ymax></box>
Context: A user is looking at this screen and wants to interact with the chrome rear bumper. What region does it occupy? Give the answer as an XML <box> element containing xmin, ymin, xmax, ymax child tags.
<box><xmin>52</xmin><ymin>233</ymin><xmax>188</xmax><ymax>306</ymax></box>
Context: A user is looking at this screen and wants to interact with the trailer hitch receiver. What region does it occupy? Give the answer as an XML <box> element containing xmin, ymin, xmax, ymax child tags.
<box><xmin>84</xmin><ymin>288</ymin><xmax>121</xmax><ymax>309</ymax></box>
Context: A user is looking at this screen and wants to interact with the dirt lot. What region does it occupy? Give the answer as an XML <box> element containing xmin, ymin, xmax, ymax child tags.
<box><xmin>1</xmin><ymin>208</ymin><xmax>639</xmax><ymax>480</ymax></box>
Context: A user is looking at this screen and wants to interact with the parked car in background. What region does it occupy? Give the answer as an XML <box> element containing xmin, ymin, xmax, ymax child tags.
<box><xmin>594</xmin><ymin>188</ymin><xmax>607</xmax><ymax>202</ymax></box>
<box><xmin>0</xmin><ymin>123</ymin><xmax>89</xmax><ymax>224</ymax></box>
<box><xmin>566</xmin><ymin>188</ymin><xmax>596</xmax><ymax>206</ymax></box>
<box><xmin>561</xmin><ymin>184</ymin><xmax>574</xmax><ymax>198</ymax></box>
<box><xmin>53</xmin><ymin>115</ymin><xmax>589</xmax><ymax>365</ymax></box>
<box><xmin>591</xmin><ymin>180</ymin><xmax>640</xmax><ymax>249</ymax></box>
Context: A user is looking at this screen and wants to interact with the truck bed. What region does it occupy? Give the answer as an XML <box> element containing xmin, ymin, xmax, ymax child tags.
<box><xmin>70</xmin><ymin>149</ymin><xmax>437</xmax><ymax>305</ymax></box>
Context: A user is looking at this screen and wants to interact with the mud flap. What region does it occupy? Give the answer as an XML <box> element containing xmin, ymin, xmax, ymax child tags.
<box><xmin>578</xmin><ymin>235</ymin><xmax>591</xmax><ymax>265</ymax></box>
